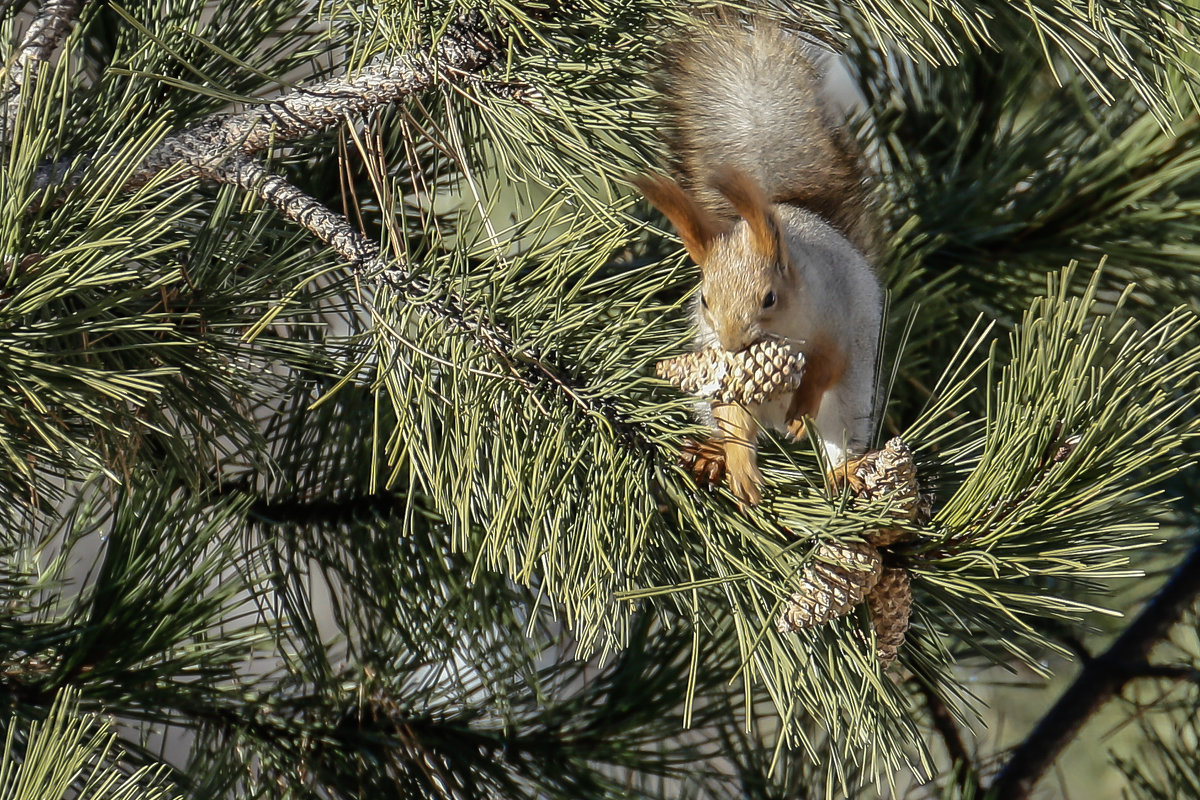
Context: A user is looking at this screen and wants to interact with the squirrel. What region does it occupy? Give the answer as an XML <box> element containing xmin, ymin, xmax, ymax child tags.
<box><xmin>634</xmin><ymin>13</ymin><xmax>883</xmax><ymax>506</ymax></box>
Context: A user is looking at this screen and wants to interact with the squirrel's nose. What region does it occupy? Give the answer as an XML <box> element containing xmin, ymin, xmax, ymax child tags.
<box><xmin>718</xmin><ymin>326</ymin><xmax>755</xmax><ymax>353</ymax></box>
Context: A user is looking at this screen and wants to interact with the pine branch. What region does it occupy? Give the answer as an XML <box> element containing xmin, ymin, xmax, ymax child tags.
<box><xmin>23</xmin><ymin>6</ymin><xmax>659</xmax><ymax>458</ymax></box>
<box><xmin>0</xmin><ymin>686</ymin><xmax>182</xmax><ymax>800</ymax></box>
<box><xmin>215</xmin><ymin>154</ymin><xmax>658</xmax><ymax>456</ymax></box>
<box><xmin>209</xmin><ymin>156</ymin><xmax>379</xmax><ymax>264</ymax></box>
<box><xmin>30</xmin><ymin>11</ymin><xmax>505</xmax><ymax>196</ymax></box>
<box><xmin>1115</xmin><ymin>663</ymin><xmax>1200</xmax><ymax>684</ymax></box>
<box><xmin>190</xmin><ymin>470</ymin><xmax>407</xmax><ymax>528</ymax></box>
<box><xmin>7</xmin><ymin>3</ymin><xmax>1200</xmax><ymax>793</ymax></box>
<box><xmin>240</xmin><ymin>484</ymin><xmax>407</xmax><ymax>527</ymax></box>
<box><xmin>1</xmin><ymin>0</ymin><xmax>82</xmax><ymax>138</ymax></box>
<box><xmin>989</xmin><ymin>540</ymin><xmax>1200</xmax><ymax>799</ymax></box>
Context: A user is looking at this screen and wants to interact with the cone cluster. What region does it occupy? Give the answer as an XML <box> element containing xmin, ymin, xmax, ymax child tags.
<box><xmin>656</xmin><ymin>337</ymin><xmax>805</xmax><ymax>405</ymax></box>
<box><xmin>776</xmin><ymin>436</ymin><xmax>927</xmax><ymax>666</ymax></box>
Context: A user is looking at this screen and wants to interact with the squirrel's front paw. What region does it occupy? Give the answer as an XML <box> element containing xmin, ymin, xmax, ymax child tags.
<box><xmin>726</xmin><ymin>464</ymin><xmax>763</xmax><ymax>507</ymax></box>
<box><xmin>679</xmin><ymin>437</ymin><xmax>763</xmax><ymax>506</ymax></box>
<box><xmin>679</xmin><ymin>437</ymin><xmax>727</xmax><ymax>488</ymax></box>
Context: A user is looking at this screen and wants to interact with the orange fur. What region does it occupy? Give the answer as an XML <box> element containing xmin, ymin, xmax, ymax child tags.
<box><xmin>712</xmin><ymin>402</ymin><xmax>762</xmax><ymax>506</ymax></box>
<box><xmin>632</xmin><ymin>175</ymin><xmax>725</xmax><ymax>264</ymax></box>
<box><xmin>785</xmin><ymin>335</ymin><xmax>848</xmax><ymax>440</ymax></box>
<box><xmin>708</xmin><ymin>167</ymin><xmax>781</xmax><ymax>262</ymax></box>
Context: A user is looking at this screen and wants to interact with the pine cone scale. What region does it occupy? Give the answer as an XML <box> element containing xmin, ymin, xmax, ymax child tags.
<box><xmin>868</xmin><ymin>567</ymin><xmax>912</xmax><ymax>665</ymax></box>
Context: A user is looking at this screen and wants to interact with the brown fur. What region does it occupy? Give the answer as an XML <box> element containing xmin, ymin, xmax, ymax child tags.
<box><xmin>631</xmin><ymin>174</ymin><xmax>725</xmax><ymax>264</ymax></box>
<box><xmin>772</xmin><ymin>126</ymin><xmax>878</xmax><ymax>259</ymax></box>
<box><xmin>708</xmin><ymin>167</ymin><xmax>783</xmax><ymax>263</ymax></box>
<box><xmin>679</xmin><ymin>437</ymin><xmax>727</xmax><ymax>486</ymax></box>
<box><xmin>656</xmin><ymin>14</ymin><xmax>879</xmax><ymax>258</ymax></box>
<box><xmin>785</xmin><ymin>334</ymin><xmax>849</xmax><ymax>439</ymax></box>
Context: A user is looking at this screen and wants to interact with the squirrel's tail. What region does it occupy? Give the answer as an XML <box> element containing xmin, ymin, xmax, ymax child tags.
<box><xmin>661</xmin><ymin>13</ymin><xmax>876</xmax><ymax>256</ymax></box>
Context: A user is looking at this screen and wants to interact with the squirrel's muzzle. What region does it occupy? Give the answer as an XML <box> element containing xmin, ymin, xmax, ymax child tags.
<box><xmin>717</xmin><ymin>326</ymin><xmax>758</xmax><ymax>353</ymax></box>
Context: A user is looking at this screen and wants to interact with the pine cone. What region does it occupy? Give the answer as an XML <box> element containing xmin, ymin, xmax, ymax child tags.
<box><xmin>656</xmin><ymin>337</ymin><xmax>805</xmax><ymax>405</ymax></box>
<box><xmin>867</xmin><ymin>567</ymin><xmax>912</xmax><ymax>666</ymax></box>
<box><xmin>847</xmin><ymin>437</ymin><xmax>929</xmax><ymax>546</ymax></box>
<box><xmin>776</xmin><ymin>540</ymin><xmax>882</xmax><ymax>632</ymax></box>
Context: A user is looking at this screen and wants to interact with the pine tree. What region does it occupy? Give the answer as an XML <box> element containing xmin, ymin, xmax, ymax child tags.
<box><xmin>1</xmin><ymin>1</ymin><xmax>1200</xmax><ymax>798</ymax></box>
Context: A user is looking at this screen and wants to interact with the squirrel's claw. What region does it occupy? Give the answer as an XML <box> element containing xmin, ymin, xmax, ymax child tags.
<box><xmin>679</xmin><ymin>437</ymin><xmax>727</xmax><ymax>488</ymax></box>
<box><xmin>679</xmin><ymin>436</ymin><xmax>763</xmax><ymax>507</ymax></box>
<box><xmin>827</xmin><ymin>452</ymin><xmax>871</xmax><ymax>495</ymax></box>
<box><xmin>726</xmin><ymin>463</ymin><xmax>763</xmax><ymax>507</ymax></box>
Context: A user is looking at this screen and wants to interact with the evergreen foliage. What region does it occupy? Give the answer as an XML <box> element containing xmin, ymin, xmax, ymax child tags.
<box><xmin>1</xmin><ymin>0</ymin><xmax>1199</xmax><ymax>798</ymax></box>
<box><xmin>0</xmin><ymin>687</ymin><xmax>181</xmax><ymax>800</ymax></box>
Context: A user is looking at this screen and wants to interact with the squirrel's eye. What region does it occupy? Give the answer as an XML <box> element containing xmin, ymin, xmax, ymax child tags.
<box><xmin>700</xmin><ymin>293</ymin><xmax>709</xmax><ymax>309</ymax></box>
<box><xmin>762</xmin><ymin>291</ymin><xmax>777</xmax><ymax>309</ymax></box>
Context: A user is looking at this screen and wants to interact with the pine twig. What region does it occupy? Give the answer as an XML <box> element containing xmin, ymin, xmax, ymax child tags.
<box><xmin>208</xmin><ymin>478</ymin><xmax>408</xmax><ymax>527</ymax></box>
<box><xmin>10</xmin><ymin>7</ymin><xmax>653</xmax><ymax>450</ymax></box>
<box><xmin>15</xmin><ymin>9</ymin><xmax>658</xmax><ymax>458</ymax></box>
<box><xmin>1</xmin><ymin>0</ymin><xmax>83</xmax><ymax>137</ymax></box>
<box><xmin>989</xmin><ymin>540</ymin><xmax>1200</xmax><ymax>800</ymax></box>
<box><xmin>205</xmin><ymin>156</ymin><xmax>382</xmax><ymax>265</ymax></box>
<box><xmin>1114</xmin><ymin>663</ymin><xmax>1200</xmax><ymax>684</ymax></box>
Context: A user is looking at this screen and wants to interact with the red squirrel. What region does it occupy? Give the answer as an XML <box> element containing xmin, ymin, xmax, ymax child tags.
<box><xmin>635</xmin><ymin>15</ymin><xmax>883</xmax><ymax>505</ymax></box>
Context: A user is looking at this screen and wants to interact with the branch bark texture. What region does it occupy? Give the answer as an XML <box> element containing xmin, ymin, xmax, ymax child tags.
<box><xmin>2</xmin><ymin>0</ymin><xmax>83</xmax><ymax>135</ymax></box>
<box><xmin>989</xmin><ymin>540</ymin><xmax>1200</xmax><ymax>799</ymax></box>
<box><xmin>916</xmin><ymin>680</ymin><xmax>982</xmax><ymax>798</ymax></box>
<box><xmin>220</xmin><ymin>155</ymin><xmax>656</xmax><ymax>453</ymax></box>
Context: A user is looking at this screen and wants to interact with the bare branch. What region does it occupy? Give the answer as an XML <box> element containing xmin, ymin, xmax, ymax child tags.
<box><xmin>2</xmin><ymin>0</ymin><xmax>83</xmax><ymax>138</ymax></box>
<box><xmin>1115</xmin><ymin>662</ymin><xmax>1200</xmax><ymax>684</ymax></box>
<box><xmin>212</xmin><ymin>154</ymin><xmax>514</xmax><ymax>353</ymax></box>
<box><xmin>915</xmin><ymin>680</ymin><xmax>982</xmax><ymax>798</ymax></box>
<box><xmin>206</xmin><ymin>156</ymin><xmax>383</xmax><ymax>265</ymax></box>
<box><xmin>989</xmin><ymin>540</ymin><xmax>1200</xmax><ymax>800</ymax></box>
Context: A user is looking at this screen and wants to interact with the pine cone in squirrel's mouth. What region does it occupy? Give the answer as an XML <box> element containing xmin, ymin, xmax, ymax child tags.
<box><xmin>656</xmin><ymin>337</ymin><xmax>806</xmax><ymax>405</ymax></box>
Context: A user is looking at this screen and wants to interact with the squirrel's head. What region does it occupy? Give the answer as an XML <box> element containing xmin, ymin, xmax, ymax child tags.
<box><xmin>634</xmin><ymin>167</ymin><xmax>795</xmax><ymax>352</ymax></box>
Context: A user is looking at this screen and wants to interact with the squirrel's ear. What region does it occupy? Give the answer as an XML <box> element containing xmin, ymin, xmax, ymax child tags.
<box><xmin>708</xmin><ymin>167</ymin><xmax>784</xmax><ymax>263</ymax></box>
<box><xmin>632</xmin><ymin>175</ymin><xmax>721</xmax><ymax>265</ymax></box>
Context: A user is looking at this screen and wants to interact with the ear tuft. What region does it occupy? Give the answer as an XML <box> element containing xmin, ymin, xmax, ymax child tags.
<box><xmin>632</xmin><ymin>174</ymin><xmax>722</xmax><ymax>265</ymax></box>
<box><xmin>708</xmin><ymin>167</ymin><xmax>782</xmax><ymax>262</ymax></box>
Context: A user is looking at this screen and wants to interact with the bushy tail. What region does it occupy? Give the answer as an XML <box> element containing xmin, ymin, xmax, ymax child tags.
<box><xmin>661</xmin><ymin>13</ymin><xmax>876</xmax><ymax>256</ymax></box>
